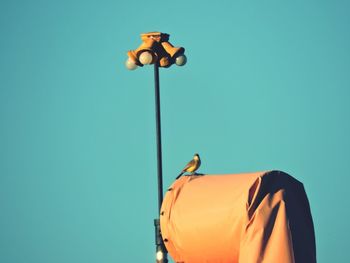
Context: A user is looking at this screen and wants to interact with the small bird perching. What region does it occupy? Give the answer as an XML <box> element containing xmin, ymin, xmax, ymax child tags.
<box><xmin>176</xmin><ymin>153</ymin><xmax>201</xmax><ymax>179</ymax></box>
<box><xmin>125</xmin><ymin>32</ymin><xmax>186</xmax><ymax>263</ymax></box>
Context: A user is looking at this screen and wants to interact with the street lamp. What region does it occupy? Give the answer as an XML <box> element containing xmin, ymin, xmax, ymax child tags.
<box><xmin>125</xmin><ymin>32</ymin><xmax>186</xmax><ymax>263</ymax></box>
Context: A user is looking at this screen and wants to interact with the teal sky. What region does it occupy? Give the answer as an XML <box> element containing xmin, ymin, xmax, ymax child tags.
<box><xmin>1</xmin><ymin>0</ymin><xmax>349</xmax><ymax>262</ymax></box>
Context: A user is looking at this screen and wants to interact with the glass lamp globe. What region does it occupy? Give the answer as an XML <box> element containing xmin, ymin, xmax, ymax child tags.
<box><xmin>139</xmin><ymin>51</ymin><xmax>153</xmax><ymax>65</ymax></box>
<box><xmin>175</xmin><ymin>54</ymin><xmax>187</xmax><ymax>66</ymax></box>
<box><xmin>125</xmin><ymin>58</ymin><xmax>138</xmax><ymax>70</ymax></box>
<box><xmin>156</xmin><ymin>250</ymin><xmax>163</xmax><ymax>261</ymax></box>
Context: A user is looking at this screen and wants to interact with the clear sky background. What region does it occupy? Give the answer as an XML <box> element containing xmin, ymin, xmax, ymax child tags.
<box><xmin>0</xmin><ymin>0</ymin><xmax>349</xmax><ymax>262</ymax></box>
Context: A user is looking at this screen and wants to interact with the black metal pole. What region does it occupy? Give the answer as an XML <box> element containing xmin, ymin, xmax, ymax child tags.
<box><xmin>154</xmin><ymin>62</ymin><xmax>163</xmax><ymax>212</ymax></box>
<box><xmin>154</xmin><ymin>62</ymin><xmax>168</xmax><ymax>263</ymax></box>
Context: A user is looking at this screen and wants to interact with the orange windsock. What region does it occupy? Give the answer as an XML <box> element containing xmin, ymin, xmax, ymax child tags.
<box><xmin>160</xmin><ymin>170</ymin><xmax>316</xmax><ymax>263</ymax></box>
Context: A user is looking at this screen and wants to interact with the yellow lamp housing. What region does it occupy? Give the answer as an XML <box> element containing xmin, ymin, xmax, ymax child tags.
<box><xmin>127</xmin><ymin>38</ymin><xmax>158</xmax><ymax>66</ymax></box>
<box><xmin>135</xmin><ymin>38</ymin><xmax>158</xmax><ymax>65</ymax></box>
<box><xmin>161</xmin><ymin>41</ymin><xmax>185</xmax><ymax>61</ymax></box>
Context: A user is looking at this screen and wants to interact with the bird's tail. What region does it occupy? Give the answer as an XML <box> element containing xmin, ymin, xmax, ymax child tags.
<box><xmin>176</xmin><ymin>172</ymin><xmax>184</xmax><ymax>180</ymax></box>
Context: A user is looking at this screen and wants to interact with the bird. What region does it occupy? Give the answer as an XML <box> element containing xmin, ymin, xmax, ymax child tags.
<box><xmin>176</xmin><ymin>153</ymin><xmax>201</xmax><ymax>179</ymax></box>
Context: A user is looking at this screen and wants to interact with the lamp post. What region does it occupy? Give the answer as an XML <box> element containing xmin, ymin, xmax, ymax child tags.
<box><xmin>125</xmin><ymin>32</ymin><xmax>186</xmax><ymax>263</ymax></box>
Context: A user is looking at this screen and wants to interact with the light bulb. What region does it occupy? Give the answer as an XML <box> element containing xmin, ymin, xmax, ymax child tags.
<box><xmin>125</xmin><ymin>58</ymin><xmax>138</xmax><ymax>70</ymax></box>
<box><xmin>175</xmin><ymin>54</ymin><xmax>187</xmax><ymax>66</ymax></box>
<box><xmin>139</xmin><ymin>51</ymin><xmax>153</xmax><ymax>65</ymax></box>
<box><xmin>156</xmin><ymin>250</ymin><xmax>163</xmax><ymax>261</ymax></box>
